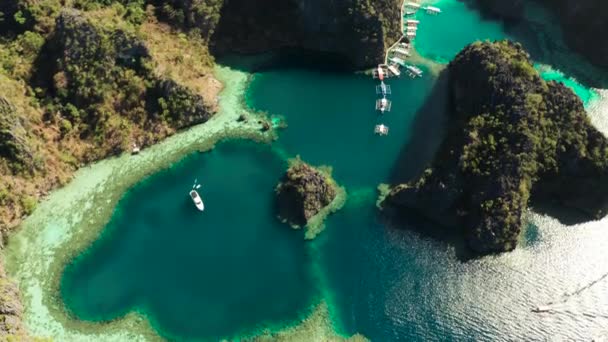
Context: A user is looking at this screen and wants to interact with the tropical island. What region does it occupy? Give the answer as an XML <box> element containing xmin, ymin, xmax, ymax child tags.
<box><xmin>381</xmin><ymin>40</ymin><xmax>608</xmax><ymax>254</ymax></box>
<box><xmin>276</xmin><ymin>159</ymin><xmax>345</xmax><ymax>239</ymax></box>
<box><xmin>0</xmin><ymin>0</ymin><xmax>608</xmax><ymax>340</ymax></box>
<box><xmin>0</xmin><ymin>0</ymin><xmax>402</xmax><ymax>338</ymax></box>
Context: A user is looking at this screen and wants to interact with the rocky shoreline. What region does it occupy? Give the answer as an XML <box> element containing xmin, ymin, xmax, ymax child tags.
<box><xmin>381</xmin><ymin>40</ymin><xmax>608</xmax><ymax>255</ymax></box>
<box><xmin>4</xmin><ymin>65</ymin><xmax>274</xmax><ymax>341</ymax></box>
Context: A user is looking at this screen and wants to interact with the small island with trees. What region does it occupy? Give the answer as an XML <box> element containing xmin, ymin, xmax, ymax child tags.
<box><xmin>275</xmin><ymin>158</ymin><xmax>346</xmax><ymax>239</ymax></box>
<box><xmin>381</xmin><ymin>40</ymin><xmax>608</xmax><ymax>255</ymax></box>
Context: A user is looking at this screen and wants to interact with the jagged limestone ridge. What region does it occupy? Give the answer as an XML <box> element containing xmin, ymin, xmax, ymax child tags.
<box><xmin>382</xmin><ymin>40</ymin><xmax>608</xmax><ymax>254</ymax></box>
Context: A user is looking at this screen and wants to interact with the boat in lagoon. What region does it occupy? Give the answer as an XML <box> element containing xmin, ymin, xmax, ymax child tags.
<box><xmin>387</xmin><ymin>65</ymin><xmax>401</xmax><ymax>77</ymax></box>
<box><xmin>406</xmin><ymin>65</ymin><xmax>423</xmax><ymax>78</ymax></box>
<box><xmin>376</xmin><ymin>97</ymin><xmax>392</xmax><ymax>113</ymax></box>
<box><xmin>190</xmin><ymin>180</ymin><xmax>205</xmax><ymax>211</ymax></box>
<box><xmin>374</xmin><ymin>124</ymin><xmax>389</xmax><ymax>135</ymax></box>
<box><xmin>424</xmin><ymin>6</ymin><xmax>442</xmax><ymax>14</ymax></box>
<box><xmin>393</xmin><ymin>47</ymin><xmax>410</xmax><ymax>58</ymax></box>
<box><xmin>376</xmin><ymin>81</ymin><xmax>392</xmax><ymax>96</ymax></box>
<box><xmin>190</xmin><ymin>189</ymin><xmax>205</xmax><ymax>211</ymax></box>
<box><xmin>390</xmin><ymin>56</ymin><xmax>407</xmax><ymax>67</ymax></box>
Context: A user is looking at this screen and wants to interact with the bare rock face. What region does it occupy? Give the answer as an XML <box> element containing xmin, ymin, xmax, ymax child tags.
<box><xmin>0</xmin><ymin>262</ymin><xmax>26</xmax><ymax>339</ymax></box>
<box><xmin>53</xmin><ymin>9</ymin><xmax>150</xmax><ymax>107</ymax></box>
<box><xmin>152</xmin><ymin>79</ymin><xmax>213</xmax><ymax>127</ymax></box>
<box><xmin>276</xmin><ymin>162</ymin><xmax>337</xmax><ymax>227</ymax></box>
<box><xmin>0</xmin><ymin>97</ymin><xmax>34</xmax><ymax>174</ymax></box>
<box><xmin>382</xmin><ymin>41</ymin><xmax>608</xmax><ymax>255</ymax></box>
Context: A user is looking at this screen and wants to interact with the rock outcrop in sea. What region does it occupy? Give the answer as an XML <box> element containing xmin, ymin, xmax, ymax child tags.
<box><xmin>381</xmin><ymin>40</ymin><xmax>608</xmax><ymax>255</ymax></box>
<box><xmin>474</xmin><ymin>0</ymin><xmax>608</xmax><ymax>70</ymax></box>
<box><xmin>276</xmin><ymin>160</ymin><xmax>344</xmax><ymax>239</ymax></box>
<box><xmin>276</xmin><ymin>161</ymin><xmax>337</xmax><ymax>226</ymax></box>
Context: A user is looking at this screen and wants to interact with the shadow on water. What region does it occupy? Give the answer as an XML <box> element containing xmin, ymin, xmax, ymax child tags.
<box><xmin>462</xmin><ymin>0</ymin><xmax>608</xmax><ymax>89</ymax></box>
<box><xmin>216</xmin><ymin>49</ymin><xmax>358</xmax><ymax>74</ymax></box>
<box><xmin>379</xmin><ymin>205</ymin><xmax>476</xmax><ymax>261</ymax></box>
<box><xmin>529</xmin><ymin>197</ymin><xmax>596</xmax><ymax>226</ymax></box>
<box><xmin>380</xmin><ymin>70</ymin><xmax>481</xmax><ymax>261</ymax></box>
<box><xmin>388</xmin><ymin>70</ymin><xmax>450</xmax><ymax>184</ymax></box>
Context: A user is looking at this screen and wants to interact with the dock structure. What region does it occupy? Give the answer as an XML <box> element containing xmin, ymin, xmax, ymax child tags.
<box><xmin>375</xmin><ymin>97</ymin><xmax>392</xmax><ymax>113</ymax></box>
<box><xmin>373</xmin><ymin>65</ymin><xmax>389</xmax><ymax>80</ymax></box>
<box><xmin>374</xmin><ymin>124</ymin><xmax>389</xmax><ymax>136</ymax></box>
<box><xmin>370</xmin><ymin>0</ymin><xmax>440</xmax><ymax>136</ymax></box>
<box><xmin>424</xmin><ymin>6</ymin><xmax>441</xmax><ymax>14</ymax></box>
<box><xmin>376</xmin><ymin>81</ymin><xmax>392</xmax><ymax>96</ymax></box>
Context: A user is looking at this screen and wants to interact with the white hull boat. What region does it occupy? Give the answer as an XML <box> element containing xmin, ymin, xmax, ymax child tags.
<box><xmin>190</xmin><ymin>190</ymin><xmax>205</xmax><ymax>211</ymax></box>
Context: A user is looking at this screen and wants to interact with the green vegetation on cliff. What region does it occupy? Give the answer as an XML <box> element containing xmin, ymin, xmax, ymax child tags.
<box><xmin>0</xmin><ymin>0</ymin><xmax>401</xmax><ymax>337</ymax></box>
<box><xmin>0</xmin><ymin>2</ymin><xmax>222</xmax><ymax>338</ymax></box>
<box><xmin>382</xmin><ymin>40</ymin><xmax>608</xmax><ymax>254</ymax></box>
<box><xmin>153</xmin><ymin>0</ymin><xmax>223</xmax><ymax>38</ymax></box>
<box><xmin>210</xmin><ymin>0</ymin><xmax>400</xmax><ymax>68</ymax></box>
<box><xmin>276</xmin><ymin>158</ymin><xmax>345</xmax><ymax>239</ymax></box>
<box><xmin>42</xmin><ymin>9</ymin><xmax>214</xmax><ymax>160</ymax></box>
<box><xmin>0</xmin><ymin>1</ymin><xmax>221</xmax><ymax>239</ymax></box>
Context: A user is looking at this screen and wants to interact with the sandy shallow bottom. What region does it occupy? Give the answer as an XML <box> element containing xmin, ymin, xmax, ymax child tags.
<box><xmin>3</xmin><ymin>65</ymin><xmax>276</xmax><ymax>341</ymax></box>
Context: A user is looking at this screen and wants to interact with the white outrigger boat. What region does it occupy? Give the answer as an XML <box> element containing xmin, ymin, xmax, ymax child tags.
<box><xmin>406</xmin><ymin>65</ymin><xmax>423</xmax><ymax>78</ymax></box>
<box><xmin>376</xmin><ymin>81</ymin><xmax>392</xmax><ymax>96</ymax></box>
<box><xmin>190</xmin><ymin>179</ymin><xmax>205</xmax><ymax>211</ymax></box>
<box><xmin>375</xmin><ymin>97</ymin><xmax>392</xmax><ymax>113</ymax></box>
<box><xmin>374</xmin><ymin>124</ymin><xmax>389</xmax><ymax>136</ymax></box>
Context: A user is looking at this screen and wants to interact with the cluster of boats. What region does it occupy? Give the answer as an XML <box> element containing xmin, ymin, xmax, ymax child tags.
<box><xmin>373</xmin><ymin>69</ymin><xmax>392</xmax><ymax>135</ymax></box>
<box><xmin>371</xmin><ymin>0</ymin><xmax>436</xmax><ymax>136</ymax></box>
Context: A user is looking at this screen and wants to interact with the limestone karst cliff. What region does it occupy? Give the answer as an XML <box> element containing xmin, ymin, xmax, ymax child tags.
<box><xmin>381</xmin><ymin>41</ymin><xmax>608</xmax><ymax>254</ymax></box>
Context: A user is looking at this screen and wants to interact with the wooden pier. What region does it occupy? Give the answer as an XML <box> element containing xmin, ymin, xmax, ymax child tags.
<box><xmin>372</xmin><ymin>0</ymin><xmax>440</xmax><ymax>136</ymax></box>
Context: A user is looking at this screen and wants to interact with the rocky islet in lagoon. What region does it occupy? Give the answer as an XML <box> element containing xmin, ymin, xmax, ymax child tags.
<box><xmin>2</xmin><ymin>0</ymin><xmax>608</xmax><ymax>341</ymax></box>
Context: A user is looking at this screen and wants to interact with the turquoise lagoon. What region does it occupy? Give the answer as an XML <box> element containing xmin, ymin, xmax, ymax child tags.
<box><xmin>58</xmin><ymin>0</ymin><xmax>608</xmax><ymax>341</ymax></box>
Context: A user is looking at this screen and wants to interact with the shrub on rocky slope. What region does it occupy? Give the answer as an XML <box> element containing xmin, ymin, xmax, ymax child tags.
<box><xmin>381</xmin><ymin>41</ymin><xmax>608</xmax><ymax>254</ymax></box>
